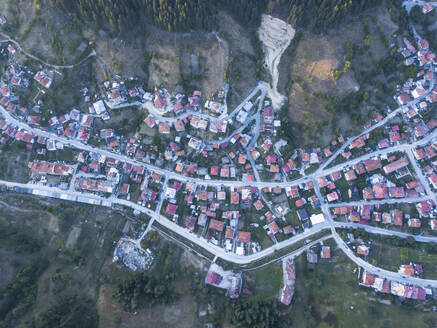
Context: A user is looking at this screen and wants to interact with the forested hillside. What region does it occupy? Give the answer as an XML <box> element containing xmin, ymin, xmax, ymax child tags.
<box><xmin>286</xmin><ymin>0</ymin><xmax>381</xmax><ymax>32</ymax></box>
<box><xmin>48</xmin><ymin>0</ymin><xmax>380</xmax><ymax>34</ymax></box>
<box><xmin>49</xmin><ymin>0</ymin><xmax>216</xmax><ymax>33</ymax></box>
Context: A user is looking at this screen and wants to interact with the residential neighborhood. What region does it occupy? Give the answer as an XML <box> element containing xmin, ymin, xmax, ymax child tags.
<box><xmin>0</xmin><ymin>0</ymin><xmax>437</xmax><ymax>315</ymax></box>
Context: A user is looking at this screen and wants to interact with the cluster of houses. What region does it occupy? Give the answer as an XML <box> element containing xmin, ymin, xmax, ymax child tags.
<box><xmin>0</xmin><ymin>47</ymin><xmax>52</xmax><ymax>123</ymax></box>
<box><xmin>28</xmin><ymin>160</ymin><xmax>73</xmax><ymax>177</ymax></box>
<box><xmin>0</xmin><ymin>109</ymin><xmax>95</xmax><ymax>152</ymax></box>
<box><xmin>141</xmin><ymin>85</ymin><xmax>369</xmax><ymax>184</ymax></box>
<box><xmin>162</xmin><ymin>181</ymin><xmax>257</xmax><ymax>255</ymax></box>
<box><xmin>318</xmin><ymin>153</ymin><xmax>421</xmax><ymax>204</ymax></box>
<box><xmin>396</xmin><ymin>34</ymin><xmax>437</xmax><ymax>120</ymax></box>
<box><xmin>413</xmin><ymin>141</ymin><xmax>437</xmax><ymax>192</ymax></box>
<box><xmin>143</xmin><ymin>88</ymin><xmax>204</xmax><ymax>115</ymax></box>
<box><xmin>398</xmin><ymin>263</ymin><xmax>423</xmax><ymax>277</ymax></box>
<box><xmin>159</xmin><ymin>174</ymin><xmax>330</xmax><ymax>255</ymax></box>
<box><xmin>360</xmin><ymin>270</ymin><xmax>431</xmax><ymax>301</ymax></box>
<box><xmin>332</xmin><ymin>199</ymin><xmax>436</xmax><ymax>230</ymax></box>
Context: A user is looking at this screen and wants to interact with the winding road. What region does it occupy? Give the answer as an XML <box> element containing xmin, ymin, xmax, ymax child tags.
<box><xmin>0</xmin><ymin>0</ymin><xmax>436</xmax><ymax>289</ymax></box>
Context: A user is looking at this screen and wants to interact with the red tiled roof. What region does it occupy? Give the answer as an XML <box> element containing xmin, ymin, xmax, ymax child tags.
<box><xmin>209</xmin><ymin>219</ymin><xmax>224</xmax><ymax>232</ymax></box>
<box><xmin>383</xmin><ymin>157</ymin><xmax>409</xmax><ymax>174</ymax></box>
<box><xmin>238</xmin><ymin>231</ymin><xmax>251</xmax><ymax>243</ymax></box>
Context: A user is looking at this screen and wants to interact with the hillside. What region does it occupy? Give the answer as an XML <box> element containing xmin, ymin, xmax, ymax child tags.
<box><xmin>278</xmin><ymin>4</ymin><xmax>401</xmax><ymax>146</ymax></box>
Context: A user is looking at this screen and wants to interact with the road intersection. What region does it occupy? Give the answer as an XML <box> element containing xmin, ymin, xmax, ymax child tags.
<box><xmin>0</xmin><ymin>1</ymin><xmax>437</xmax><ymax>289</ymax></box>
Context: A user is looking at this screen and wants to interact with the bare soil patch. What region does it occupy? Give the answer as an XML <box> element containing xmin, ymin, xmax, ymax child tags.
<box><xmin>66</xmin><ymin>226</ymin><xmax>81</xmax><ymax>248</ymax></box>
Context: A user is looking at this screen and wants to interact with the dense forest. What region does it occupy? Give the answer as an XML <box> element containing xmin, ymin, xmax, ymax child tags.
<box><xmin>47</xmin><ymin>0</ymin><xmax>381</xmax><ymax>34</ymax></box>
<box><xmin>32</xmin><ymin>295</ymin><xmax>98</xmax><ymax>328</ymax></box>
<box><xmin>286</xmin><ymin>0</ymin><xmax>381</xmax><ymax>32</ymax></box>
<box><xmin>229</xmin><ymin>298</ymin><xmax>292</xmax><ymax>328</ymax></box>
<box><xmin>48</xmin><ymin>0</ymin><xmax>268</xmax><ymax>33</ymax></box>
<box><xmin>49</xmin><ymin>0</ymin><xmax>216</xmax><ymax>33</ymax></box>
<box><xmin>0</xmin><ymin>262</ymin><xmax>48</xmax><ymax>328</ymax></box>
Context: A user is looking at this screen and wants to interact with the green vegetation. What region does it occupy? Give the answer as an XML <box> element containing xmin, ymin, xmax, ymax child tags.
<box><xmin>111</xmin><ymin>56</ymin><xmax>123</xmax><ymax>74</ymax></box>
<box><xmin>0</xmin><ymin>261</ymin><xmax>48</xmax><ymax>328</ymax></box>
<box><xmin>292</xmin><ymin>251</ymin><xmax>437</xmax><ymax>327</ymax></box>
<box><xmin>48</xmin><ymin>0</ymin><xmax>381</xmax><ymax>35</ymax></box>
<box><xmin>0</xmin><ymin>216</ymin><xmax>42</xmax><ymax>254</ymax></box>
<box><xmin>33</xmin><ymin>294</ymin><xmax>98</xmax><ymax>328</ymax></box>
<box><xmin>252</xmin><ymin>263</ymin><xmax>283</xmax><ymax>298</ymax></box>
<box><xmin>287</xmin><ymin>0</ymin><xmax>380</xmax><ymax>33</ymax></box>
<box><xmin>367</xmin><ymin>242</ymin><xmax>437</xmax><ymax>279</ymax></box>
<box><xmin>113</xmin><ymin>273</ymin><xmax>178</xmax><ymax>311</ymax></box>
<box><xmin>216</xmin><ymin>0</ymin><xmax>267</xmax><ymax>27</ymax></box>
<box><xmin>51</xmin><ymin>0</ymin><xmax>216</xmax><ymax>33</ymax></box>
<box><xmin>50</xmin><ymin>0</ymin><xmax>269</xmax><ymax>34</ymax></box>
<box><xmin>229</xmin><ymin>298</ymin><xmax>289</xmax><ymax>328</ymax></box>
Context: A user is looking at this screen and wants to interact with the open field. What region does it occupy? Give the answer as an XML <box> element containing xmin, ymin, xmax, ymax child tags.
<box><xmin>1</xmin><ymin>194</ymin><xmax>437</xmax><ymax>327</ymax></box>
<box><xmin>368</xmin><ymin>242</ymin><xmax>437</xmax><ymax>280</ymax></box>
<box><xmin>245</xmin><ymin>262</ymin><xmax>283</xmax><ymax>299</ymax></box>
<box><xmin>290</xmin><ymin>246</ymin><xmax>437</xmax><ymax>328</ymax></box>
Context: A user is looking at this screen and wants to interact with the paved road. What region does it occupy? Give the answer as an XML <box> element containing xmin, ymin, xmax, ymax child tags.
<box><xmin>332</xmin><ymin>232</ymin><xmax>437</xmax><ymax>288</ymax></box>
<box><xmin>144</xmin><ymin>85</ymin><xmax>263</xmax><ymax>125</ymax></box>
<box><xmin>317</xmin><ymin>78</ymin><xmax>435</xmax><ymax>173</ymax></box>
<box><xmin>316</xmin><ymin>128</ymin><xmax>437</xmax><ymax>179</ymax></box>
<box><xmin>332</xmin><ymin>221</ymin><xmax>437</xmax><ymax>243</ymax></box>
<box><xmin>0</xmin><ymin>178</ymin><xmax>333</xmax><ymax>265</ymax></box>
<box><xmin>246</xmin><ymin>234</ymin><xmax>333</xmax><ymax>271</ymax></box>
<box><xmin>1</xmin><ymin>2</ymin><xmax>437</xmax><ymax>286</ymax></box>
<box><xmin>2</xmin><ymin>94</ymin><xmax>436</xmax><ymax>192</ymax></box>
<box><xmin>326</xmin><ymin>196</ymin><xmax>433</xmax><ymax>208</ymax></box>
<box><xmin>406</xmin><ymin>148</ymin><xmax>437</xmax><ymax>203</ymax></box>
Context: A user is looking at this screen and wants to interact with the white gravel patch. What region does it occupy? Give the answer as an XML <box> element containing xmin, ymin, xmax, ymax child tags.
<box><xmin>258</xmin><ymin>14</ymin><xmax>295</xmax><ymax>110</ymax></box>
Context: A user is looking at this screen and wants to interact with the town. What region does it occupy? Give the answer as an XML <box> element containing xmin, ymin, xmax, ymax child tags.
<box><xmin>0</xmin><ymin>0</ymin><xmax>436</xmax><ymax>310</ymax></box>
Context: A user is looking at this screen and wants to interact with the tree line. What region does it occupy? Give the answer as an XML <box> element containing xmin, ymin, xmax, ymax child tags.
<box><xmin>48</xmin><ymin>0</ymin><xmax>267</xmax><ymax>34</ymax></box>
<box><xmin>286</xmin><ymin>0</ymin><xmax>381</xmax><ymax>33</ymax></box>
<box><xmin>48</xmin><ymin>0</ymin><xmax>378</xmax><ymax>35</ymax></box>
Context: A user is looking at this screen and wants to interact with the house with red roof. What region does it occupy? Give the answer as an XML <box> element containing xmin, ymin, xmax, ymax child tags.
<box><xmin>209</xmin><ymin>219</ymin><xmax>224</xmax><ymax>232</ymax></box>
<box><xmin>408</xmin><ymin>218</ymin><xmax>421</xmax><ymax>228</ymax></box>
<box><xmin>327</xmin><ymin>191</ymin><xmax>339</xmax><ymax>202</ymax></box>
<box><xmin>389</xmin><ymin>187</ymin><xmax>405</xmax><ymax>198</ymax></box>
<box><xmin>392</xmin><ymin>209</ymin><xmax>403</xmax><ymax>226</ymax></box>
<box><xmin>269</xmin><ymin>221</ymin><xmax>279</xmax><ymax>234</ymax></box>
<box><xmin>382</xmin><ymin>212</ymin><xmax>392</xmax><ymax>224</ymax></box>
<box><xmin>428</xmin><ymin>173</ymin><xmax>437</xmax><ymax>189</ymax></box>
<box><xmin>364</xmin><ymin>158</ymin><xmax>382</xmax><ymax>172</ymax></box>
<box><xmin>383</xmin><ymin>157</ymin><xmax>409</xmax><ymax>174</ymax></box>
<box><xmin>373</xmin><ymin>184</ymin><xmax>388</xmax><ymax>199</ymax></box>
<box><xmin>230</xmin><ymin>192</ymin><xmax>239</xmax><ymax>204</ymax></box>
<box><xmin>165</xmin><ymin>203</ymin><xmax>178</xmax><ymax>216</ymax></box>
<box><xmin>344</xmin><ymin>170</ymin><xmax>357</xmax><ymax>181</ymax></box>
<box><xmin>320</xmin><ymin>246</ymin><xmax>331</xmax><ymax>259</ymax></box>
<box><xmin>349</xmin><ymin>211</ymin><xmax>360</xmax><ymax>222</ymax></box>
<box><xmin>238</xmin><ymin>231</ymin><xmax>251</xmax><ymax>243</ymax></box>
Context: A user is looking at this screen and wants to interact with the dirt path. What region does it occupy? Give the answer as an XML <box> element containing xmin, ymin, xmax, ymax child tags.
<box><xmin>0</xmin><ymin>31</ymin><xmax>96</xmax><ymax>69</ymax></box>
